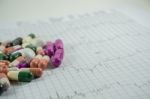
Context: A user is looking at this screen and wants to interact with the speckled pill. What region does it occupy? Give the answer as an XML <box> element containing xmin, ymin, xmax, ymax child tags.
<box><xmin>12</xmin><ymin>37</ymin><xmax>23</xmax><ymax>46</ymax></box>
<box><xmin>9</xmin><ymin>52</ymin><xmax>22</xmax><ymax>62</ymax></box>
<box><xmin>51</xmin><ymin>49</ymin><xmax>64</xmax><ymax>67</ymax></box>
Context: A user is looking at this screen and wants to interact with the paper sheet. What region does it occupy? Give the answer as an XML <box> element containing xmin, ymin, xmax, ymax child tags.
<box><xmin>1</xmin><ymin>10</ymin><xmax>150</xmax><ymax>99</ymax></box>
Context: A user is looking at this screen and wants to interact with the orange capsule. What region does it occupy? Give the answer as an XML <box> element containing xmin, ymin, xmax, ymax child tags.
<box><xmin>38</xmin><ymin>55</ymin><xmax>50</xmax><ymax>69</ymax></box>
<box><xmin>36</xmin><ymin>47</ymin><xmax>45</xmax><ymax>55</ymax></box>
<box><xmin>4</xmin><ymin>45</ymin><xmax>22</xmax><ymax>54</ymax></box>
<box><xmin>0</xmin><ymin>60</ymin><xmax>10</xmax><ymax>66</ymax></box>
<box><xmin>0</xmin><ymin>66</ymin><xmax>18</xmax><ymax>74</ymax></box>
<box><xmin>30</xmin><ymin>55</ymin><xmax>42</xmax><ymax>68</ymax></box>
<box><xmin>20</xmin><ymin>68</ymin><xmax>43</xmax><ymax>78</ymax></box>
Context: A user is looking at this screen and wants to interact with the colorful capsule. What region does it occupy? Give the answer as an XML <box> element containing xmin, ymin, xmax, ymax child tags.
<box><xmin>20</xmin><ymin>68</ymin><xmax>43</xmax><ymax>78</ymax></box>
<box><xmin>44</xmin><ymin>42</ymin><xmax>55</xmax><ymax>57</ymax></box>
<box><xmin>0</xmin><ymin>73</ymin><xmax>10</xmax><ymax>95</ymax></box>
<box><xmin>9</xmin><ymin>52</ymin><xmax>22</xmax><ymax>62</ymax></box>
<box><xmin>25</xmin><ymin>44</ymin><xmax>37</xmax><ymax>53</ymax></box>
<box><xmin>36</xmin><ymin>47</ymin><xmax>45</xmax><ymax>55</ymax></box>
<box><xmin>4</xmin><ymin>45</ymin><xmax>22</xmax><ymax>54</ymax></box>
<box><xmin>30</xmin><ymin>55</ymin><xmax>42</xmax><ymax>68</ymax></box>
<box><xmin>13</xmin><ymin>48</ymin><xmax>35</xmax><ymax>62</ymax></box>
<box><xmin>7</xmin><ymin>71</ymin><xmax>33</xmax><ymax>82</ymax></box>
<box><xmin>12</xmin><ymin>37</ymin><xmax>23</xmax><ymax>46</ymax></box>
<box><xmin>31</xmin><ymin>38</ymin><xmax>45</xmax><ymax>47</ymax></box>
<box><xmin>54</xmin><ymin>39</ymin><xmax>64</xmax><ymax>50</ymax></box>
<box><xmin>0</xmin><ymin>45</ymin><xmax>5</xmax><ymax>53</ymax></box>
<box><xmin>23</xmin><ymin>33</ymin><xmax>35</xmax><ymax>44</ymax></box>
<box><xmin>17</xmin><ymin>61</ymin><xmax>29</xmax><ymax>68</ymax></box>
<box><xmin>51</xmin><ymin>49</ymin><xmax>64</xmax><ymax>67</ymax></box>
<box><xmin>38</xmin><ymin>55</ymin><xmax>50</xmax><ymax>69</ymax></box>
<box><xmin>9</xmin><ymin>56</ymin><xmax>26</xmax><ymax>67</ymax></box>
<box><xmin>0</xmin><ymin>66</ymin><xmax>18</xmax><ymax>74</ymax></box>
<box><xmin>0</xmin><ymin>52</ymin><xmax>5</xmax><ymax>60</ymax></box>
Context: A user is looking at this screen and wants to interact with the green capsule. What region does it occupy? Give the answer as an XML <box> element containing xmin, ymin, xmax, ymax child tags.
<box><xmin>25</xmin><ymin>44</ymin><xmax>37</xmax><ymax>53</ymax></box>
<box><xmin>9</xmin><ymin>52</ymin><xmax>22</xmax><ymax>62</ymax></box>
<box><xmin>28</xmin><ymin>33</ymin><xmax>35</xmax><ymax>39</ymax></box>
<box><xmin>7</xmin><ymin>71</ymin><xmax>33</xmax><ymax>82</ymax></box>
<box><xmin>0</xmin><ymin>52</ymin><xmax>5</xmax><ymax>60</ymax></box>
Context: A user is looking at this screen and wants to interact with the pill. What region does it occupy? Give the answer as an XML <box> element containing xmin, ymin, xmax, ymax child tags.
<box><xmin>5</xmin><ymin>42</ymin><xmax>13</xmax><ymax>48</ymax></box>
<box><xmin>28</xmin><ymin>33</ymin><xmax>36</xmax><ymax>39</ymax></box>
<box><xmin>0</xmin><ymin>66</ymin><xmax>18</xmax><ymax>74</ymax></box>
<box><xmin>0</xmin><ymin>60</ymin><xmax>10</xmax><ymax>66</ymax></box>
<box><xmin>0</xmin><ymin>45</ymin><xmax>5</xmax><ymax>53</ymax></box>
<box><xmin>9</xmin><ymin>52</ymin><xmax>22</xmax><ymax>62</ymax></box>
<box><xmin>31</xmin><ymin>38</ymin><xmax>45</xmax><ymax>47</ymax></box>
<box><xmin>9</xmin><ymin>56</ymin><xmax>26</xmax><ymax>67</ymax></box>
<box><xmin>44</xmin><ymin>42</ymin><xmax>55</xmax><ymax>57</ymax></box>
<box><xmin>5</xmin><ymin>45</ymin><xmax>22</xmax><ymax>54</ymax></box>
<box><xmin>12</xmin><ymin>37</ymin><xmax>23</xmax><ymax>46</ymax></box>
<box><xmin>7</xmin><ymin>71</ymin><xmax>33</xmax><ymax>82</ymax></box>
<box><xmin>54</xmin><ymin>39</ymin><xmax>64</xmax><ymax>50</ymax></box>
<box><xmin>30</xmin><ymin>55</ymin><xmax>42</xmax><ymax>68</ymax></box>
<box><xmin>51</xmin><ymin>49</ymin><xmax>64</xmax><ymax>67</ymax></box>
<box><xmin>13</xmin><ymin>48</ymin><xmax>35</xmax><ymax>62</ymax></box>
<box><xmin>36</xmin><ymin>47</ymin><xmax>45</xmax><ymax>55</ymax></box>
<box><xmin>0</xmin><ymin>73</ymin><xmax>10</xmax><ymax>95</ymax></box>
<box><xmin>38</xmin><ymin>55</ymin><xmax>50</xmax><ymax>69</ymax></box>
<box><xmin>20</xmin><ymin>68</ymin><xmax>43</xmax><ymax>78</ymax></box>
<box><xmin>22</xmin><ymin>43</ymin><xmax>30</xmax><ymax>48</ymax></box>
<box><xmin>17</xmin><ymin>61</ymin><xmax>29</xmax><ymax>68</ymax></box>
<box><xmin>0</xmin><ymin>52</ymin><xmax>5</xmax><ymax>60</ymax></box>
<box><xmin>25</xmin><ymin>44</ymin><xmax>37</xmax><ymax>53</ymax></box>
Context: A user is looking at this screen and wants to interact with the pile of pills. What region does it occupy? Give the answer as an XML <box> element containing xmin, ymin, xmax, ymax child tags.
<box><xmin>0</xmin><ymin>33</ymin><xmax>64</xmax><ymax>95</ymax></box>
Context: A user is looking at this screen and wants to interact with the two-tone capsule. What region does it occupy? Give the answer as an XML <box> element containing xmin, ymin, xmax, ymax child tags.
<box><xmin>7</xmin><ymin>71</ymin><xmax>33</xmax><ymax>82</ymax></box>
<box><xmin>20</xmin><ymin>68</ymin><xmax>43</xmax><ymax>78</ymax></box>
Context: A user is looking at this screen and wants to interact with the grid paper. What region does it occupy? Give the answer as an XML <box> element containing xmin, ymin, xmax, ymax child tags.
<box><xmin>0</xmin><ymin>10</ymin><xmax>150</xmax><ymax>99</ymax></box>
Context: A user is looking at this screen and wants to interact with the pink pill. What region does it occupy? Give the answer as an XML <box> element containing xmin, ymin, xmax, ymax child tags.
<box><xmin>51</xmin><ymin>49</ymin><xmax>64</xmax><ymax>67</ymax></box>
<box><xmin>54</xmin><ymin>39</ymin><xmax>63</xmax><ymax>50</ymax></box>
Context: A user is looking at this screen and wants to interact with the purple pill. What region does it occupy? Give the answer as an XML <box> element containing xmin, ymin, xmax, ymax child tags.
<box><xmin>51</xmin><ymin>49</ymin><xmax>64</xmax><ymax>67</ymax></box>
<box><xmin>44</xmin><ymin>42</ymin><xmax>55</xmax><ymax>57</ymax></box>
<box><xmin>17</xmin><ymin>61</ymin><xmax>29</xmax><ymax>68</ymax></box>
<box><xmin>54</xmin><ymin>39</ymin><xmax>63</xmax><ymax>50</ymax></box>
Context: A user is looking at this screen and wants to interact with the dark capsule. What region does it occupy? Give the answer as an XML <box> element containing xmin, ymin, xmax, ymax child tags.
<box><xmin>28</xmin><ymin>33</ymin><xmax>36</xmax><ymax>39</ymax></box>
<box><xmin>9</xmin><ymin>52</ymin><xmax>22</xmax><ymax>62</ymax></box>
<box><xmin>12</xmin><ymin>37</ymin><xmax>23</xmax><ymax>46</ymax></box>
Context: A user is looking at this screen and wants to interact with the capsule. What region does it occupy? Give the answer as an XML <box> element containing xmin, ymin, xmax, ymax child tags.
<box><xmin>9</xmin><ymin>52</ymin><xmax>22</xmax><ymax>62</ymax></box>
<box><xmin>25</xmin><ymin>44</ymin><xmax>37</xmax><ymax>53</ymax></box>
<box><xmin>30</xmin><ymin>55</ymin><xmax>42</xmax><ymax>68</ymax></box>
<box><xmin>23</xmin><ymin>33</ymin><xmax>35</xmax><ymax>44</ymax></box>
<box><xmin>36</xmin><ymin>47</ymin><xmax>45</xmax><ymax>55</ymax></box>
<box><xmin>9</xmin><ymin>56</ymin><xmax>26</xmax><ymax>68</ymax></box>
<box><xmin>0</xmin><ymin>66</ymin><xmax>18</xmax><ymax>74</ymax></box>
<box><xmin>44</xmin><ymin>42</ymin><xmax>55</xmax><ymax>57</ymax></box>
<box><xmin>4</xmin><ymin>45</ymin><xmax>22</xmax><ymax>54</ymax></box>
<box><xmin>31</xmin><ymin>38</ymin><xmax>45</xmax><ymax>47</ymax></box>
<box><xmin>12</xmin><ymin>37</ymin><xmax>23</xmax><ymax>46</ymax></box>
<box><xmin>51</xmin><ymin>49</ymin><xmax>64</xmax><ymax>67</ymax></box>
<box><xmin>13</xmin><ymin>48</ymin><xmax>35</xmax><ymax>62</ymax></box>
<box><xmin>54</xmin><ymin>39</ymin><xmax>64</xmax><ymax>50</ymax></box>
<box><xmin>38</xmin><ymin>55</ymin><xmax>50</xmax><ymax>69</ymax></box>
<box><xmin>0</xmin><ymin>45</ymin><xmax>5</xmax><ymax>53</ymax></box>
<box><xmin>0</xmin><ymin>73</ymin><xmax>10</xmax><ymax>95</ymax></box>
<box><xmin>20</xmin><ymin>68</ymin><xmax>43</xmax><ymax>78</ymax></box>
<box><xmin>7</xmin><ymin>71</ymin><xmax>33</xmax><ymax>82</ymax></box>
<box><xmin>17</xmin><ymin>61</ymin><xmax>29</xmax><ymax>68</ymax></box>
<box><xmin>0</xmin><ymin>52</ymin><xmax>5</xmax><ymax>60</ymax></box>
